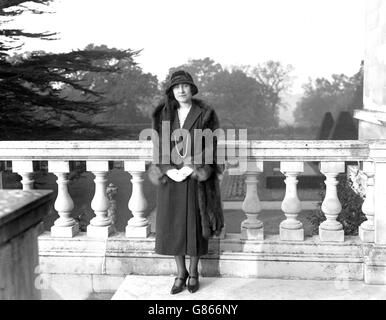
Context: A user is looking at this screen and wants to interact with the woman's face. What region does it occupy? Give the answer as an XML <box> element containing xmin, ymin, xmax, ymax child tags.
<box><xmin>172</xmin><ymin>83</ymin><xmax>192</xmax><ymax>104</ymax></box>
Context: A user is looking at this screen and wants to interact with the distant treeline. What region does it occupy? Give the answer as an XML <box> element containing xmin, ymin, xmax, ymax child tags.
<box><xmin>0</xmin><ymin>1</ymin><xmax>363</xmax><ymax>140</ymax></box>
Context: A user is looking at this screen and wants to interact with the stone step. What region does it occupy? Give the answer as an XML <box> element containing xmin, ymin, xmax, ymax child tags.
<box><xmin>38</xmin><ymin>232</ymin><xmax>368</xmax><ymax>281</ymax></box>
<box><xmin>112</xmin><ymin>275</ymin><xmax>386</xmax><ymax>300</ymax></box>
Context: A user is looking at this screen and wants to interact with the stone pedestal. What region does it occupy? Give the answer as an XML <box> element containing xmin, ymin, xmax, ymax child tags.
<box><xmin>125</xmin><ymin>225</ymin><xmax>151</xmax><ymax>238</ymax></box>
<box><xmin>51</xmin><ymin>224</ymin><xmax>79</xmax><ymax>238</ymax></box>
<box><xmin>87</xmin><ymin>225</ymin><xmax>114</xmax><ymax>239</ymax></box>
<box><xmin>280</xmin><ymin>227</ymin><xmax>304</xmax><ymax>241</ymax></box>
<box><xmin>241</xmin><ymin>223</ymin><xmax>264</xmax><ymax>240</ymax></box>
<box><xmin>319</xmin><ymin>227</ymin><xmax>344</xmax><ymax>242</ymax></box>
<box><xmin>359</xmin><ymin>224</ymin><xmax>375</xmax><ymax>243</ymax></box>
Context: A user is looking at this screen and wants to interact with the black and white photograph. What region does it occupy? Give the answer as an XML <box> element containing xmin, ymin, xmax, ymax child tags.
<box><xmin>1</xmin><ymin>0</ymin><xmax>386</xmax><ymax>309</ymax></box>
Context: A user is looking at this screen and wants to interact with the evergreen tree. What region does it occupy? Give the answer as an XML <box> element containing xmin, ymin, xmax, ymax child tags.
<box><xmin>0</xmin><ymin>0</ymin><xmax>143</xmax><ymax>139</ymax></box>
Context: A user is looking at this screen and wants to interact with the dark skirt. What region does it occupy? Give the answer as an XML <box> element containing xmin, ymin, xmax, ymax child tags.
<box><xmin>155</xmin><ymin>175</ymin><xmax>208</xmax><ymax>256</ymax></box>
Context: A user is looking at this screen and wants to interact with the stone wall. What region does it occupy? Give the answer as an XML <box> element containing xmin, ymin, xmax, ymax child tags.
<box><xmin>354</xmin><ymin>0</ymin><xmax>386</xmax><ymax>139</ymax></box>
<box><xmin>0</xmin><ymin>190</ymin><xmax>53</xmax><ymax>300</ymax></box>
<box><xmin>364</xmin><ymin>0</ymin><xmax>386</xmax><ymax>111</ymax></box>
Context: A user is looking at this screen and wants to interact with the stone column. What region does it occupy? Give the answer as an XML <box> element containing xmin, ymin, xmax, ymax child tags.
<box><xmin>359</xmin><ymin>161</ymin><xmax>375</xmax><ymax>243</ymax></box>
<box><xmin>365</xmin><ymin>157</ymin><xmax>386</xmax><ymax>284</ymax></box>
<box><xmin>373</xmin><ymin>160</ymin><xmax>386</xmax><ymax>245</ymax></box>
<box><xmin>12</xmin><ymin>160</ymin><xmax>34</xmax><ymax>190</ymax></box>
<box><xmin>279</xmin><ymin>161</ymin><xmax>304</xmax><ymax>241</ymax></box>
<box><xmin>354</xmin><ymin>0</ymin><xmax>386</xmax><ymax>138</ymax></box>
<box><xmin>319</xmin><ymin>162</ymin><xmax>345</xmax><ymax>242</ymax></box>
<box><xmin>124</xmin><ymin>161</ymin><xmax>150</xmax><ymax>238</ymax></box>
<box><xmin>86</xmin><ymin>161</ymin><xmax>113</xmax><ymax>238</ymax></box>
<box><xmin>48</xmin><ymin>161</ymin><xmax>79</xmax><ymax>237</ymax></box>
<box><xmin>240</xmin><ymin>161</ymin><xmax>264</xmax><ymax>240</ymax></box>
<box><xmin>358</xmin><ymin>0</ymin><xmax>386</xmax><ymax>284</ymax></box>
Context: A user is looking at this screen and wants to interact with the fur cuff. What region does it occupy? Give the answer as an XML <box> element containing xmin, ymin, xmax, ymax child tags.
<box><xmin>190</xmin><ymin>165</ymin><xmax>213</xmax><ymax>182</ymax></box>
<box><xmin>201</xmin><ymin>219</ymin><xmax>211</xmax><ymax>239</ymax></box>
<box><xmin>148</xmin><ymin>164</ymin><xmax>168</xmax><ymax>185</ymax></box>
<box><xmin>201</xmin><ymin>216</ymin><xmax>224</xmax><ymax>239</ymax></box>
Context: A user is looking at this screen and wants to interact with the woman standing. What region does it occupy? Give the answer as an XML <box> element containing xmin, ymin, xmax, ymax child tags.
<box><xmin>148</xmin><ymin>70</ymin><xmax>224</xmax><ymax>294</ymax></box>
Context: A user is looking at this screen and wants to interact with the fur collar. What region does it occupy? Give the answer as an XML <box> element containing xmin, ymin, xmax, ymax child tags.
<box><xmin>152</xmin><ymin>98</ymin><xmax>215</xmax><ymax>132</ymax></box>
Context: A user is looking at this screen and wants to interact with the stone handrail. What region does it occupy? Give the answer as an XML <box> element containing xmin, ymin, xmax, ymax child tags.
<box><xmin>0</xmin><ymin>139</ymin><xmax>370</xmax><ymax>161</ymax></box>
<box><xmin>0</xmin><ymin>141</ymin><xmax>153</xmax><ymax>161</ymax></box>
<box><xmin>246</xmin><ymin>140</ymin><xmax>369</xmax><ymax>161</ymax></box>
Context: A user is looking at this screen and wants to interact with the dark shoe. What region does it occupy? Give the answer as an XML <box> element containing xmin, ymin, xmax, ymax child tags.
<box><xmin>187</xmin><ymin>275</ymin><xmax>199</xmax><ymax>293</ymax></box>
<box><xmin>170</xmin><ymin>273</ymin><xmax>189</xmax><ymax>295</ymax></box>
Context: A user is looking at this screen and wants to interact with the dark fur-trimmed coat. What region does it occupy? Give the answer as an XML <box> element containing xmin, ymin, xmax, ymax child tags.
<box><xmin>148</xmin><ymin>98</ymin><xmax>224</xmax><ymax>239</ymax></box>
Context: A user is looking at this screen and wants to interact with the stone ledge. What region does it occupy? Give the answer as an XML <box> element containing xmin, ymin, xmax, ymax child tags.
<box><xmin>354</xmin><ymin>109</ymin><xmax>386</xmax><ymax>126</ymax></box>
<box><xmin>38</xmin><ymin>232</ymin><xmax>368</xmax><ymax>257</ymax></box>
<box><xmin>39</xmin><ymin>254</ymin><xmax>364</xmax><ymax>281</ymax></box>
<box><xmin>0</xmin><ymin>190</ymin><xmax>53</xmax><ymax>244</ymax></box>
<box><xmin>38</xmin><ymin>231</ymin><xmax>368</xmax><ymax>280</ymax></box>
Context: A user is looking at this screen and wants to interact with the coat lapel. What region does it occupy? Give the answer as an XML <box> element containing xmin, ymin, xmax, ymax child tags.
<box><xmin>182</xmin><ymin>103</ymin><xmax>202</xmax><ymax>131</ymax></box>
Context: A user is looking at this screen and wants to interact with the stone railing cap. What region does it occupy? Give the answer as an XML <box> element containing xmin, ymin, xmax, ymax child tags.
<box><xmin>0</xmin><ymin>190</ymin><xmax>53</xmax><ymax>229</ymax></box>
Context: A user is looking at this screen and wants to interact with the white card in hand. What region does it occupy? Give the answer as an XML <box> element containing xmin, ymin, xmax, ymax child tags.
<box><xmin>166</xmin><ymin>169</ymin><xmax>184</xmax><ymax>182</ymax></box>
<box><xmin>166</xmin><ymin>167</ymin><xmax>193</xmax><ymax>182</ymax></box>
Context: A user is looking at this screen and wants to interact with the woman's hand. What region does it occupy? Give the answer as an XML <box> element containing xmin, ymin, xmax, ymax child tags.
<box><xmin>179</xmin><ymin>166</ymin><xmax>193</xmax><ymax>179</ymax></box>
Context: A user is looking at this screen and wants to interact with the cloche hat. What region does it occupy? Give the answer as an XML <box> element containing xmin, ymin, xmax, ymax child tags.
<box><xmin>165</xmin><ymin>70</ymin><xmax>198</xmax><ymax>96</ymax></box>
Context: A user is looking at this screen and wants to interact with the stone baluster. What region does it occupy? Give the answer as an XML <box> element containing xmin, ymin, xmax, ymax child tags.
<box><xmin>359</xmin><ymin>162</ymin><xmax>375</xmax><ymax>243</ymax></box>
<box><xmin>125</xmin><ymin>161</ymin><xmax>150</xmax><ymax>238</ymax></box>
<box><xmin>107</xmin><ymin>183</ymin><xmax>118</xmax><ymax>233</ymax></box>
<box><xmin>239</xmin><ymin>161</ymin><xmax>264</xmax><ymax>240</ymax></box>
<box><xmin>319</xmin><ymin>162</ymin><xmax>345</xmax><ymax>242</ymax></box>
<box><xmin>86</xmin><ymin>161</ymin><xmax>113</xmax><ymax>238</ymax></box>
<box><xmin>48</xmin><ymin>161</ymin><xmax>79</xmax><ymax>237</ymax></box>
<box><xmin>12</xmin><ymin>160</ymin><xmax>34</xmax><ymax>190</ymax></box>
<box><xmin>280</xmin><ymin>162</ymin><xmax>304</xmax><ymax>241</ymax></box>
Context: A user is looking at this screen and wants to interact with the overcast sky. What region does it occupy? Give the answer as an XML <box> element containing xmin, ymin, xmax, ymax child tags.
<box><xmin>10</xmin><ymin>0</ymin><xmax>366</xmax><ymax>94</ymax></box>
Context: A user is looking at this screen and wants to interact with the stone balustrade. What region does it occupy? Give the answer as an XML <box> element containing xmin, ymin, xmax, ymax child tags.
<box><xmin>0</xmin><ymin>141</ymin><xmax>153</xmax><ymax>239</ymax></box>
<box><xmin>0</xmin><ymin>139</ymin><xmax>378</xmax><ymax>243</ymax></box>
<box><xmin>2</xmin><ymin>139</ymin><xmax>386</xmax><ymax>296</ymax></box>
